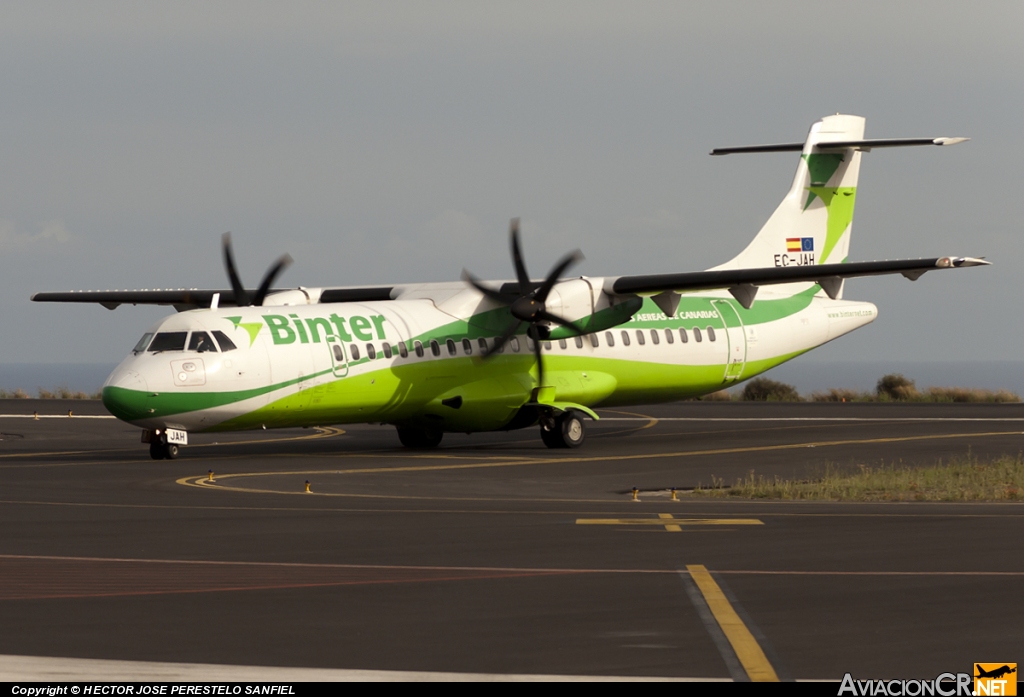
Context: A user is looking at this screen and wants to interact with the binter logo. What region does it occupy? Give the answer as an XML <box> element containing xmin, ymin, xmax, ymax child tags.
<box><xmin>975</xmin><ymin>664</ymin><xmax>1017</xmax><ymax>696</ymax></box>
<box><xmin>262</xmin><ymin>313</ymin><xmax>388</xmax><ymax>346</ymax></box>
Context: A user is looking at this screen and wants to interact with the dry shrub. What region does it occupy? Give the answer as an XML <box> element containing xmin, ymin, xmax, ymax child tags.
<box><xmin>876</xmin><ymin>373</ymin><xmax>919</xmax><ymax>401</ymax></box>
<box><xmin>810</xmin><ymin>388</ymin><xmax>865</xmax><ymax>402</ymax></box>
<box><xmin>925</xmin><ymin>387</ymin><xmax>1021</xmax><ymax>403</ymax></box>
<box><xmin>742</xmin><ymin>377</ymin><xmax>801</xmax><ymax>402</ymax></box>
<box><xmin>701</xmin><ymin>389</ymin><xmax>735</xmax><ymax>401</ymax></box>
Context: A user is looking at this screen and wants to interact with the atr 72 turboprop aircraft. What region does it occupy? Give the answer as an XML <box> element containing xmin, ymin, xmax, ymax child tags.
<box><xmin>34</xmin><ymin>114</ymin><xmax>986</xmax><ymax>459</ymax></box>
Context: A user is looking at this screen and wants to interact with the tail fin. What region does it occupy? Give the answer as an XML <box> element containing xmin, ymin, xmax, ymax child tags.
<box><xmin>711</xmin><ymin>114</ymin><xmax>866</xmax><ymax>297</ymax></box>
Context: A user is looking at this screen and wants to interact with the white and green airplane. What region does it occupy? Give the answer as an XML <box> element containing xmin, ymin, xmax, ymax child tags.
<box><xmin>33</xmin><ymin>114</ymin><xmax>986</xmax><ymax>459</ymax></box>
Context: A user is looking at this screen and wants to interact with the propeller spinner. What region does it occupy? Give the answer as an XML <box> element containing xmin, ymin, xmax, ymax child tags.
<box><xmin>462</xmin><ymin>218</ymin><xmax>586</xmax><ymax>389</ymax></box>
<box><xmin>221</xmin><ymin>232</ymin><xmax>293</xmax><ymax>307</ymax></box>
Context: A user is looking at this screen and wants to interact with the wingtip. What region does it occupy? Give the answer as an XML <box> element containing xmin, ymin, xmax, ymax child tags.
<box><xmin>942</xmin><ymin>256</ymin><xmax>991</xmax><ymax>268</ymax></box>
<box><xmin>933</xmin><ymin>137</ymin><xmax>970</xmax><ymax>146</ymax></box>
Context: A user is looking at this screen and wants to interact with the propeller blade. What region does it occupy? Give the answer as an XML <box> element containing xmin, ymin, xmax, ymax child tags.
<box><xmin>535</xmin><ymin>310</ymin><xmax>587</xmax><ymax>336</ymax></box>
<box><xmin>221</xmin><ymin>232</ymin><xmax>250</xmax><ymax>307</ymax></box>
<box><xmin>534</xmin><ymin>249</ymin><xmax>583</xmax><ymax>303</ymax></box>
<box><xmin>528</xmin><ymin>325</ymin><xmax>545</xmax><ymax>389</ymax></box>
<box><xmin>462</xmin><ymin>269</ymin><xmax>513</xmax><ymax>303</ymax></box>
<box><xmin>482</xmin><ymin>320</ymin><xmax>523</xmax><ymax>358</ymax></box>
<box><xmin>252</xmin><ymin>254</ymin><xmax>294</xmax><ymax>306</ymax></box>
<box><xmin>509</xmin><ymin>218</ymin><xmax>533</xmax><ymax>294</ymax></box>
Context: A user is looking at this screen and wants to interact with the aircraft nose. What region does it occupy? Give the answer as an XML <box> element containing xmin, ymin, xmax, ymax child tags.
<box><xmin>102</xmin><ymin>369</ymin><xmax>149</xmax><ymax>422</ymax></box>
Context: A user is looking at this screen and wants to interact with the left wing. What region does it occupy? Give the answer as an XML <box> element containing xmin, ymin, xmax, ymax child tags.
<box><xmin>31</xmin><ymin>285</ymin><xmax>396</xmax><ymax>311</ymax></box>
<box><xmin>609</xmin><ymin>256</ymin><xmax>989</xmax><ymax>310</ymax></box>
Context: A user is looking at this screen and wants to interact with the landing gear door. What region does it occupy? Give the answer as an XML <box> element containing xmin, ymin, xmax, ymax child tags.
<box><xmin>712</xmin><ymin>299</ymin><xmax>747</xmax><ymax>382</ymax></box>
<box><xmin>327</xmin><ymin>335</ymin><xmax>349</xmax><ymax>377</ymax></box>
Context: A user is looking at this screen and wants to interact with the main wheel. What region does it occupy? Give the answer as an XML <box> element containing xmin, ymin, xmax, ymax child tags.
<box><xmin>540</xmin><ymin>411</ymin><xmax>586</xmax><ymax>449</ymax></box>
<box><xmin>164</xmin><ymin>443</ymin><xmax>179</xmax><ymax>459</ymax></box>
<box><xmin>559</xmin><ymin>411</ymin><xmax>585</xmax><ymax>448</ymax></box>
<box><xmin>396</xmin><ymin>425</ymin><xmax>444</xmax><ymax>448</ymax></box>
<box><xmin>149</xmin><ymin>442</ymin><xmax>165</xmax><ymax>460</ymax></box>
<box><xmin>540</xmin><ymin>422</ymin><xmax>563</xmax><ymax>448</ymax></box>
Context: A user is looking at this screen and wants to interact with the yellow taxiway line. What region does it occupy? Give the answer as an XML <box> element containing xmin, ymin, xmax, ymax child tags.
<box><xmin>687</xmin><ymin>564</ymin><xmax>779</xmax><ymax>682</ymax></box>
<box><xmin>576</xmin><ymin>515</ymin><xmax>764</xmax><ymax>532</ymax></box>
<box><xmin>176</xmin><ymin>430</ymin><xmax>1024</xmax><ymax>498</ymax></box>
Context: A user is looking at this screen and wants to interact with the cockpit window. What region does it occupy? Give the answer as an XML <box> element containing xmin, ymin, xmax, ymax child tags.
<box><xmin>147</xmin><ymin>332</ymin><xmax>188</xmax><ymax>352</ymax></box>
<box><xmin>132</xmin><ymin>333</ymin><xmax>154</xmax><ymax>354</ymax></box>
<box><xmin>188</xmin><ymin>331</ymin><xmax>217</xmax><ymax>353</ymax></box>
<box><xmin>212</xmin><ymin>331</ymin><xmax>237</xmax><ymax>352</ymax></box>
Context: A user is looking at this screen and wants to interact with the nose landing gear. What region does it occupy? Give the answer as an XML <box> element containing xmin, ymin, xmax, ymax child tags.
<box><xmin>143</xmin><ymin>428</ymin><xmax>186</xmax><ymax>460</ymax></box>
<box><xmin>149</xmin><ymin>441</ymin><xmax>179</xmax><ymax>460</ymax></box>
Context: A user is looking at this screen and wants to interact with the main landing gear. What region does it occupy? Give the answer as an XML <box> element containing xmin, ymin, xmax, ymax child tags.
<box><xmin>396</xmin><ymin>425</ymin><xmax>444</xmax><ymax>449</ymax></box>
<box><xmin>540</xmin><ymin>410</ymin><xmax>585</xmax><ymax>449</ymax></box>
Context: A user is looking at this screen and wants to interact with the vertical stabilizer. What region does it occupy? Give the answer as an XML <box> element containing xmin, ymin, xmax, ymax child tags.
<box><xmin>711</xmin><ymin>114</ymin><xmax>866</xmax><ymax>298</ymax></box>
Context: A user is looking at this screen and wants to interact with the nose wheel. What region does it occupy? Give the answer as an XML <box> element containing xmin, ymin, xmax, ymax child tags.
<box><xmin>149</xmin><ymin>441</ymin><xmax>179</xmax><ymax>460</ymax></box>
<box><xmin>540</xmin><ymin>410</ymin><xmax>586</xmax><ymax>449</ymax></box>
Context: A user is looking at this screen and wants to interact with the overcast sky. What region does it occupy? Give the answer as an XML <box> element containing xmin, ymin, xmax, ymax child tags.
<box><xmin>1</xmin><ymin>1</ymin><xmax>1020</xmax><ymax>365</ymax></box>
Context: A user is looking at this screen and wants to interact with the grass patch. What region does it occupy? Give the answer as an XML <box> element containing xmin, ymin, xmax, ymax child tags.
<box><xmin>691</xmin><ymin>453</ymin><xmax>1024</xmax><ymax>501</ymax></box>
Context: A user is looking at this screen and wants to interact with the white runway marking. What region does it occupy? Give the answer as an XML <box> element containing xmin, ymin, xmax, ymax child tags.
<box><xmin>0</xmin><ymin>654</ymin><xmax>711</xmax><ymax>682</ymax></box>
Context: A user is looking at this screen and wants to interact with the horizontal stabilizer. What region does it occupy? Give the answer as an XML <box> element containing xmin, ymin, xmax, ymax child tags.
<box><xmin>711</xmin><ymin>137</ymin><xmax>968</xmax><ymax>156</ymax></box>
<box><xmin>610</xmin><ymin>257</ymin><xmax>989</xmax><ymax>297</ymax></box>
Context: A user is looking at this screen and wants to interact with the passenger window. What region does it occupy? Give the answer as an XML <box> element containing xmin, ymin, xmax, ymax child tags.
<box><xmin>664</xmin><ymin>329</ymin><xmax>674</xmax><ymax>345</ymax></box>
<box><xmin>430</xmin><ymin>340</ymin><xmax>441</xmax><ymax>357</ymax></box>
<box><xmin>680</xmin><ymin>328</ymin><xmax>689</xmax><ymax>343</ymax></box>
<box><xmin>414</xmin><ymin>341</ymin><xmax>424</xmax><ymax>358</ymax></box>
<box><xmin>333</xmin><ymin>344</ymin><xmax>344</xmax><ymax>361</ymax></box>
<box><xmin>636</xmin><ymin>330</ymin><xmax>645</xmax><ymax>346</ymax></box>
<box><xmin>559</xmin><ymin>339</ymin><xmax>567</xmax><ymax>349</ymax></box>
<box><xmin>446</xmin><ymin>339</ymin><xmax>456</xmax><ymax>356</ymax></box>
<box><xmin>367</xmin><ymin>344</ymin><xmax>377</xmax><ymax>359</ymax></box>
<box><xmin>575</xmin><ymin>336</ymin><xmax>584</xmax><ymax>349</ymax></box>
<box><xmin>694</xmin><ymin>328</ymin><xmax>703</xmax><ymax>343</ymax></box>
<box><xmin>382</xmin><ymin>342</ymin><xmax>392</xmax><ymax>359</ymax></box>
<box><xmin>650</xmin><ymin>330</ymin><xmax>660</xmax><ymax>345</ymax></box>
<box><xmin>605</xmin><ymin>331</ymin><xmax>614</xmax><ymax>347</ymax></box>
<box><xmin>591</xmin><ymin>334</ymin><xmax>600</xmax><ymax>348</ymax></box>
<box><xmin>543</xmin><ymin>341</ymin><xmax>551</xmax><ymax>350</ymax></box>
<box><xmin>189</xmin><ymin>331</ymin><xmax>217</xmax><ymax>353</ymax></box>
<box><xmin>526</xmin><ymin>335</ymin><xmax>535</xmax><ymax>352</ymax></box>
<box><xmin>494</xmin><ymin>338</ymin><xmax>504</xmax><ymax>354</ymax></box>
<box><xmin>147</xmin><ymin>332</ymin><xmax>187</xmax><ymax>352</ymax></box>
<box><xmin>132</xmin><ymin>333</ymin><xmax>154</xmax><ymax>353</ymax></box>
<box><xmin>350</xmin><ymin>344</ymin><xmax>361</xmax><ymax>360</ymax></box>
<box><xmin>399</xmin><ymin>342</ymin><xmax>409</xmax><ymax>358</ymax></box>
<box><xmin>462</xmin><ymin>338</ymin><xmax>473</xmax><ymax>355</ymax></box>
<box><xmin>510</xmin><ymin>337</ymin><xmax>520</xmax><ymax>353</ymax></box>
<box><xmin>478</xmin><ymin>338</ymin><xmax>488</xmax><ymax>353</ymax></box>
<box><xmin>621</xmin><ymin>330</ymin><xmax>631</xmax><ymax>346</ymax></box>
<box><xmin>707</xmin><ymin>327</ymin><xmax>716</xmax><ymax>342</ymax></box>
<box><xmin>212</xmin><ymin>331</ymin><xmax>237</xmax><ymax>352</ymax></box>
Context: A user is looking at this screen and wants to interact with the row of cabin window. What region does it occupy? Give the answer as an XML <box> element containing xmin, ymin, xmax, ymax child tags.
<box><xmin>344</xmin><ymin>326</ymin><xmax>718</xmax><ymax>362</ymax></box>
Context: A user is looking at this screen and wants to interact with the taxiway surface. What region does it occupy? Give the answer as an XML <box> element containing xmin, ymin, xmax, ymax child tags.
<box><xmin>1</xmin><ymin>399</ymin><xmax>1022</xmax><ymax>680</ymax></box>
